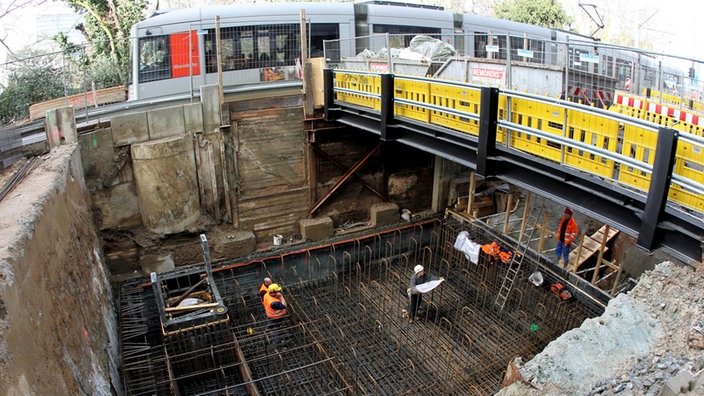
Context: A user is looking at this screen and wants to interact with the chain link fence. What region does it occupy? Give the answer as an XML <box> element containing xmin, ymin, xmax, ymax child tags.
<box><xmin>0</xmin><ymin>40</ymin><xmax>129</xmax><ymax>125</ymax></box>
<box><xmin>325</xmin><ymin>33</ymin><xmax>703</xmax><ymax>109</ymax></box>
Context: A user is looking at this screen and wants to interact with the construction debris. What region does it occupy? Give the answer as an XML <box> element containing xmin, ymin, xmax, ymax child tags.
<box><xmin>497</xmin><ymin>261</ymin><xmax>704</xmax><ymax>396</ymax></box>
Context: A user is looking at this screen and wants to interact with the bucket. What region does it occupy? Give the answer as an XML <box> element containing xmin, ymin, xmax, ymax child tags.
<box><xmin>273</xmin><ymin>235</ymin><xmax>283</xmax><ymax>246</ymax></box>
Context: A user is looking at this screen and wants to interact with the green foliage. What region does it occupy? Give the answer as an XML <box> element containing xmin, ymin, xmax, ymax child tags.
<box><xmin>0</xmin><ymin>52</ymin><xmax>65</xmax><ymax>124</ymax></box>
<box><xmin>62</xmin><ymin>0</ymin><xmax>148</xmax><ymax>82</ymax></box>
<box><xmin>495</xmin><ymin>0</ymin><xmax>572</xmax><ymax>29</ymax></box>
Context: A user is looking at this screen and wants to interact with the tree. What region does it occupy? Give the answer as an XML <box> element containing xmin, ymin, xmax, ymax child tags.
<box><xmin>62</xmin><ymin>0</ymin><xmax>149</xmax><ymax>83</ymax></box>
<box><xmin>495</xmin><ymin>0</ymin><xmax>572</xmax><ymax>30</ymax></box>
<box><xmin>0</xmin><ymin>50</ymin><xmax>65</xmax><ymax>124</ymax></box>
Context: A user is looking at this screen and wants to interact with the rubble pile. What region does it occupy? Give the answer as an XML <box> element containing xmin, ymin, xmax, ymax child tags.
<box><xmin>497</xmin><ymin>262</ymin><xmax>704</xmax><ymax>396</ymax></box>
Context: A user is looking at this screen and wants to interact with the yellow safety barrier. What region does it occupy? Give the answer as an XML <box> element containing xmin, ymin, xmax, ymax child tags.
<box><xmin>617</xmin><ymin>125</ymin><xmax>657</xmax><ymax>193</ymax></box>
<box><xmin>393</xmin><ymin>78</ymin><xmax>430</xmax><ymax>123</ymax></box>
<box><xmin>332</xmin><ymin>74</ymin><xmax>704</xmax><ymax>214</ymax></box>
<box><xmin>335</xmin><ymin>72</ymin><xmax>382</xmax><ymax>110</ymax></box>
<box><xmin>563</xmin><ymin>110</ymin><xmax>619</xmax><ymax>178</ymax></box>
<box><xmin>508</xmin><ymin>97</ymin><xmax>565</xmax><ymax>162</ymax></box>
<box><xmin>670</xmin><ymin>140</ymin><xmax>704</xmax><ymax>211</ymax></box>
<box><xmin>429</xmin><ymin>83</ymin><xmax>481</xmax><ymax>136</ymax></box>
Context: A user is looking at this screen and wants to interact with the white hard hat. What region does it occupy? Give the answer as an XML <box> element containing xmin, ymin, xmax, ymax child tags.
<box><xmin>414</xmin><ymin>265</ymin><xmax>424</xmax><ymax>274</ymax></box>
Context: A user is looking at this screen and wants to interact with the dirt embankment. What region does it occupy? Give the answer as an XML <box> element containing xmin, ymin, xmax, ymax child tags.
<box><xmin>497</xmin><ymin>261</ymin><xmax>704</xmax><ymax>395</ymax></box>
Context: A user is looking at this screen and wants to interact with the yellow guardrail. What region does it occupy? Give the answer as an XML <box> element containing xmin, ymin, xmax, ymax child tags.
<box><xmin>333</xmin><ymin>72</ymin><xmax>704</xmax><ymax>213</ymax></box>
<box><xmin>335</xmin><ymin>72</ymin><xmax>382</xmax><ymax>110</ymax></box>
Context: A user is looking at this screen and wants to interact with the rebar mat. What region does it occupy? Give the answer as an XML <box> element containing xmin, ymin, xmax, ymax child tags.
<box><xmin>120</xmin><ymin>218</ymin><xmax>604</xmax><ymax>395</ymax></box>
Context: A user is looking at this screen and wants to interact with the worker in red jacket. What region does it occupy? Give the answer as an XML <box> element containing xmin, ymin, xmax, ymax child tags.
<box><xmin>556</xmin><ymin>208</ymin><xmax>579</xmax><ymax>267</ymax></box>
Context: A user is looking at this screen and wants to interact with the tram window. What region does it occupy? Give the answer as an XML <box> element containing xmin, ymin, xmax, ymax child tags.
<box><xmin>206</xmin><ymin>24</ymin><xmax>300</xmax><ymax>73</ymax></box>
<box><xmin>139</xmin><ymin>35</ymin><xmax>171</xmax><ymax>82</ymax></box>
<box><xmin>310</xmin><ymin>23</ymin><xmax>338</xmax><ymax>58</ymax></box>
<box><xmin>372</xmin><ymin>24</ymin><xmax>441</xmax><ymax>47</ymax></box>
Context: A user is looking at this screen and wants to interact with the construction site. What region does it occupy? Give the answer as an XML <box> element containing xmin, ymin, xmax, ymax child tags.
<box><xmin>1</xmin><ymin>30</ymin><xmax>704</xmax><ymax>396</ymax></box>
<box><xmin>119</xmin><ymin>212</ymin><xmax>605</xmax><ymax>395</ymax></box>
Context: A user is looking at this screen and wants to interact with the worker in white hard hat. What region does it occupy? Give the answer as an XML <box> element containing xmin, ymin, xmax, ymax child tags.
<box><xmin>406</xmin><ymin>264</ymin><xmax>439</xmax><ymax>324</ymax></box>
<box><xmin>258</xmin><ymin>277</ymin><xmax>273</xmax><ymax>303</ymax></box>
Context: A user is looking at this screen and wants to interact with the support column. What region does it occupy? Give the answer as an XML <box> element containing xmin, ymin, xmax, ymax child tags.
<box><xmin>637</xmin><ymin>127</ymin><xmax>678</xmax><ymax>250</ymax></box>
<box><xmin>45</xmin><ymin>107</ymin><xmax>77</xmax><ymax>148</ymax></box>
<box><xmin>477</xmin><ymin>87</ymin><xmax>499</xmax><ymax>177</ymax></box>
<box><xmin>380</xmin><ymin>73</ymin><xmax>395</xmax><ymax>141</ymax></box>
<box><xmin>324</xmin><ymin>69</ymin><xmax>335</xmax><ymax>121</ymax></box>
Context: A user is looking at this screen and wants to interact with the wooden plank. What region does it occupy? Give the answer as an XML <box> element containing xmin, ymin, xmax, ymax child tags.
<box><xmin>29</xmin><ymin>86</ymin><xmax>126</xmax><ymax>120</ymax></box>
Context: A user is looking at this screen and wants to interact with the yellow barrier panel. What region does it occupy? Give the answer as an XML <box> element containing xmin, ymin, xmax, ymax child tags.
<box><xmin>669</xmin><ymin>139</ymin><xmax>704</xmax><ymax>211</ymax></box>
<box><xmin>393</xmin><ymin>78</ymin><xmax>430</xmax><ymax>123</ymax></box>
<box><xmin>617</xmin><ymin>125</ymin><xmax>657</xmax><ymax>193</ymax></box>
<box><xmin>497</xmin><ymin>95</ymin><xmax>507</xmax><ymax>144</ymax></box>
<box><xmin>429</xmin><ymin>84</ymin><xmax>481</xmax><ymax>136</ymax></box>
<box><xmin>508</xmin><ymin>97</ymin><xmax>564</xmax><ymax>161</ymax></box>
<box><xmin>563</xmin><ymin>110</ymin><xmax>619</xmax><ymax>178</ymax></box>
<box><xmin>334</xmin><ymin>72</ymin><xmax>381</xmax><ymax>110</ymax></box>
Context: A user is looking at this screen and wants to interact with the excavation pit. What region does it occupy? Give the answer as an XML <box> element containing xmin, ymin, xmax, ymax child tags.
<box><xmin>119</xmin><ymin>217</ymin><xmax>605</xmax><ymax>395</ymax></box>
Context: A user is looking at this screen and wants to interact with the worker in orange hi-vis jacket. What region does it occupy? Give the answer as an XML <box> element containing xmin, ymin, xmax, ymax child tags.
<box><xmin>556</xmin><ymin>208</ymin><xmax>579</xmax><ymax>267</ymax></box>
<box><xmin>258</xmin><ymin>277</ymin><xmax>273</xmax><ymax>303</ymax></box>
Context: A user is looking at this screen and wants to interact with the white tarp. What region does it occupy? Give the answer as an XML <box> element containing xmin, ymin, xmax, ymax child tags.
<box><xmin>415</xmin><ymin>279</ymin><xmax>444</xmax><ymax>294</ymax></box>
<box><xmin>454</xmin><ymin>231</ymin><xmax>481</xmax><ymax>264</ymax></box>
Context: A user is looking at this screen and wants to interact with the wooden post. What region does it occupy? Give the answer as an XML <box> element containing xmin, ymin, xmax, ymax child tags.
<box><xmin>466</xmin><ymin>171</ymin><xmax>476</xmax><ymax>218</ymax></box>
<box><xmin>215</xmin><ymin>16</ymin><xmax>224</xmax><ymax>105</ymax></box>
<box><xmin>571</xmin><ymin>234</ymin><xmax>586</xmax><ymax>272</ymax></box>
<box><xmin>537</xmin><ymin>212</ymin><xmax>548</xmax><ymax>253</ymax></box>
<box><xmin>518</xmin><ymin>192</ymin><xmax>531</xmax><ymax>243</ymax></box>
<box><xmin>591</xmin><ymin>225</ymin><xmax>611</xmax><ymax>284</ymax></box>
<box><xmin>503</xmin><ymin>195</ymin><xmax>513</xmax><ymax>234</ymax></box>
<box><xmin>611</xmin><ymin>251</ymin><xmax>626</xmax><ymax>295</ymax></box>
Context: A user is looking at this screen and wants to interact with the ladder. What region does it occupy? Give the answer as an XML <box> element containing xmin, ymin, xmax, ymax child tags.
<box><xmin>495</xmin><ymin>199</ymin><xmax>545</xmax><ymax>311</ymax></box>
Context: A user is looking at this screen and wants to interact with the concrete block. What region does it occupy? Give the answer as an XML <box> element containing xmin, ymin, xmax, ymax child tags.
<box><xmin>45</xmin><ymin>107</ymin><xmax>77</xmax><ymax>147</ymax></box>
<box><xmin>210</xmin><ymin>230</ymin><xmax>256</xmax><ymax>261</ymax></box>
<box><xmin>148</xmin><ymin>105</ymin><xmax>186</xmax><ymax>140</ymax></box>
<box><xmin>299</xmin><ymin>217</ymin><xmax>334</xmax><ymax>241</ymax></box>
<box><xmin>200</xmin><ymin>84</ymin><xmax>221</xmax><ymax>133</ymax></box>
<box><xmin>91</xmin><ymin>182</ymin><xmax>141</xmax><ymax>230</ymax></box>
<box><xmin>131</xmin><ymin>134</ymin><xmax>200</xmax><ymax>234</ymax></box>
<box><xmin>111</xmin><ymin>112</ymin><xmax>149</xmax><ymax>147</ymax></box>
<box><xmin>370</xmin><ymin>202</ymin><xmax>400</xmax><ymax>227</ymax></box>
<box><xmin>660</xmin><ymin>370</ymin><xmax>694</xmax><ymax>396</ymax></box>
<box><xmin>140</xmin><ymin>254</ymin><xmax>175</xmax><ymax>275</ymax></box>
<box><xmin>184</xmin><ymin>103</ymin><xmax>204</xmax><ymax>133</ymax></box>
<box><xmin>79</xmin><ymin>127</ymin><xmax>114</xmax><ymax>191</ymax></box>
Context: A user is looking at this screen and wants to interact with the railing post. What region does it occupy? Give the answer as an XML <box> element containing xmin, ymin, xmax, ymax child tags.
<box><xmin>380</xmin><ymin>73</ymin><xmax>395</xmax><ymax>141</ymax></box>
<box><xmin>477</xmin><ymin>87</ymin><xmax>499</xmax><ymax>176</ymax></box>
<box><xmin>324</xmin><ymin>68</ymin><xmax>335</xmax><ymax>121</ymax></box>
<box><xmin>637</xmin><ymin>127</ymin><xmax>678</xmax><ymax>250</ymax></box>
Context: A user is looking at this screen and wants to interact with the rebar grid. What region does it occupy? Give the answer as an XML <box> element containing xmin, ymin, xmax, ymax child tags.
<box><xmin>120</xmin><ymin>219</ymin><xmax>604</xmax><ymax>395</ymax></box>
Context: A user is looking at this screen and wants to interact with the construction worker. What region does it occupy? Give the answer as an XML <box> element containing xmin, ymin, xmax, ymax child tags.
<box><xmin>406</xmin><ymin>265</ymin><xmax>439</xmax><ymax>324</ymax></box>
<box><xmin>262</xmin><ymin>283</ymin><xmax>287</xmax><ymax>347</ymax></box>
<box><xmin>258</xmin><ymin>277</ymin><xmax>273</xmax><ymax>303</ymax></box>
<box><xmin>556</xmin><ymin>207</ymin><xmax>579</xmax><ymax>267</ymax></box>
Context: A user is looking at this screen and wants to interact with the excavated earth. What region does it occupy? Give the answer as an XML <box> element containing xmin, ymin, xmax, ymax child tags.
<box><xmin>497</xmin><ymin>261</ymin><xmax>704</xmax><ymax>396</ymax></box>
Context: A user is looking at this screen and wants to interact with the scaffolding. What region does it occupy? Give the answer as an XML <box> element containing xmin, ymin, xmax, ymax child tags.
<box><xmin>120</xmin><ymin>218</ymin><xmax>604</xmax><ymax>395</ymax></box>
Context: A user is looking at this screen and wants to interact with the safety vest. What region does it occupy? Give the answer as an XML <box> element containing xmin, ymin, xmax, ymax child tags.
<box><xmin>481</xmin><ymin>242</ymin><xmax>500</xmax><ymax>256</ymax></box>
<box><xmin>259</xmin><ymin>283</ymin><xmax>269</xmax><ymax>302</ymax></box>
<box><xmin>263</xmin><ymin>293</ymin><xmax>286</xmax><ymax>319</ymax></box>
<box><xmin>557</xmin><ymin>217</ymin><xmax>579</xmax><ymax>245</ymax></box>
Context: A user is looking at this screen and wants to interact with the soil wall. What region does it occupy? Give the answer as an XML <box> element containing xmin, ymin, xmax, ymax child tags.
<box><xmin>0</xmin><ymin>145</ymin><xmax>118</xmax><ymax>395</ymax></box>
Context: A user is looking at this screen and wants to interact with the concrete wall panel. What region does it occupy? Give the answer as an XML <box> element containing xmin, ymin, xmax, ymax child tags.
<box><xmin>147</xmin><ymin>105</ymin><xmax>186</xmax><ymax>140</ymax></box>
<box><xmin>184</xmin><ymin>103</ymin><xmax>204</xmax><ymax>133</ymax></box>
<box><xmin>201</xmin><ymin>84</ymin><xmax>221</xmax><ymax>133</ymax></box>
<box><xmin>131</xmin><ymin>133</ymin><xmax>200</xmax><ymax>234</ymax></box>
<box><xmin>91</xmin><ymin>182</ymin><xmax>141</xmax><ymax>230</ymax></box>
<box><xmin>111</xmin><ymin>112</ymin><xmax>149</xmax><ymax>147</ymax></box>
<box><xmin>79</xmin><ymin>127</ymin><xmax>114</xmax><ymax>191</ymax></box>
